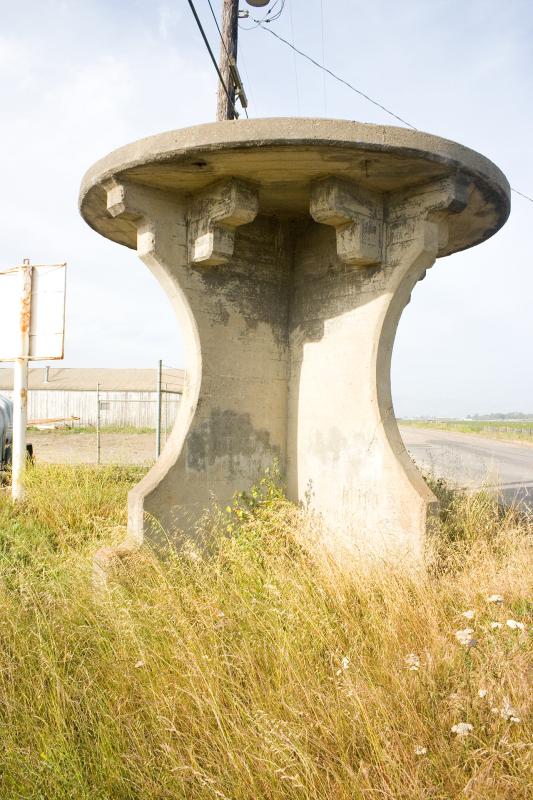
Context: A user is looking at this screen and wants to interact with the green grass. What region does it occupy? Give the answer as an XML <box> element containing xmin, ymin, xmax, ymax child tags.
<box><xmin>401</xmin><ymin>418</ymin><xmax>533</xmax><ymax>443</ymax></box>
<box><xmin>28</xmin><ymin>425</ymin><xmax>155</xmax><ymax>435</ymax></box>
<box><xmin>0</xmin><ymin>465</ymin><xmax>531</xmax><ymax>799</ymax></box>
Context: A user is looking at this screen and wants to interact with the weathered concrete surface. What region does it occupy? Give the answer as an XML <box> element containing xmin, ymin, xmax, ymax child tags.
<box><xmin>80</xmin><ymin>118</ymin><xmax>510</xmax><ymax>567</ymax></box>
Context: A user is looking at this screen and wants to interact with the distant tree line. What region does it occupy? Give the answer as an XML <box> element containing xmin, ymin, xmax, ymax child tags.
<box><xmin>467</xmin><ymin>412</ymin><xmax>533</xmax><ymax>420</ymax></box>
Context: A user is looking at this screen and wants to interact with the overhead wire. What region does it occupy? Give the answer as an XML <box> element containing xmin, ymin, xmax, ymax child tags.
<box><xmin>237</xmin><ymin>40</ymin><xmax>255</xmax><ymax>112</ymax></box>
<box><xmin>264</xmin><ymin>0</ymin><xmax>286</xmax><ymax>23</ymax></box>
<box><xmin>511</xmin><ymin>187</ymin><xmax>533</xmax><ymax>203</ymax></box>
<box><xmin>257</xmin><ymin>22</ymin><xmax>416</xmax><ymax>129</ymax></box>
<box><xmin>206</xmin><ymin>0</ymin><xmax>249</xmax><ymax>117</ymax></box>
<box><xmin>320</xmin><ymin>0</ymin><xmax>327</xmax><ymax>116</ymax></box>
<box><xmin>206</xmin><ymin>0</ymin><xmax>224</xmax><ymax>42</ymax></box>
<box><xmin>239</xmin><ymin>0</ymin><xmax>285</xmax><ymax>30</ymax></box>
<box><xmin>257</xmin><ymin>22</ymin><xmax>533</xmax><ymax>204</ymax></box>
<box><xmin>196</xmin><ymin>2</ymin><xmax>532</xmax><ymax>205</ymax></box>
<box><xmin>287</xmin><ymin>0</ymin><xmax>301</xmax><ymax>115</ymax></box>
<box><xmin>186</xmin><ymin>0</ymin><xmax>239</xmax><ymax>118</ymax></box>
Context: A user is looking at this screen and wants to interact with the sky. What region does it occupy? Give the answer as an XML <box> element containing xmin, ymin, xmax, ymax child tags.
<box><xmin>1</xmin><ymin>0</ymin><xmax>532</xmax><ymax>417</ymax></box>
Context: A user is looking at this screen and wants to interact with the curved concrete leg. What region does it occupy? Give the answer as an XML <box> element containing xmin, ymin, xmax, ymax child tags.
<box><xmin>287</xmin><ymin>176</ymin><xmax>468</xmax><ymax>564</ymax></box>
<box><xmin>104</xmin><ymin>179</ymin><xmax>290</xmax><ymax>548</ymax></box>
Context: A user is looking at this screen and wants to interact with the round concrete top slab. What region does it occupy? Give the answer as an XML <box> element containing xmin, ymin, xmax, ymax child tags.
<box><xmin>80</xmin><ymin>118</ymin><xmax>510</xmax><ymax>257</ymax></box>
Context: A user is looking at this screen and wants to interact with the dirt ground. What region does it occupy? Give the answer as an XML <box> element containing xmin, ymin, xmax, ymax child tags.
<box><xmin>29</xmin><ymin>430</ymin><xmax>156</xmax><ymax>465</ymax></box>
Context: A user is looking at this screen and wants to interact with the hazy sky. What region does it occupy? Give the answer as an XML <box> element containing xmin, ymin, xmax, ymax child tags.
<box><xmin>1</xmin><ymin>0</ymin><xmax>532</xmax><ymax>417</ymax></box>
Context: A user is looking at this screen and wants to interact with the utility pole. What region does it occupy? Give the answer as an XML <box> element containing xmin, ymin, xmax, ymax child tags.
<box><xmin>216</xmin><ymin>0</ymin><xmax>239</xmax><ymax>120</ymax></box>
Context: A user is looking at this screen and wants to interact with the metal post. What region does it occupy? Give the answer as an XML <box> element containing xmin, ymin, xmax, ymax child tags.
<box><xmin>156</xmin><ymin>359</ymin><xmax>162</xmax><ymax>458</ymax></box>
<box><xmin>96</xmin><ymin>382</ymin><xmax>101</xmax><ymax>465</ymax></box>
<box><xmin>165</xmin><ymin>380</ymin><xmax>169</xmax><ymax>450</ymax></box>
<box><xmin>12</xmin><ymin>259</ymin><xmax>32</xmax><ymax>501</ymax></box>
<box><xmin>216</xmin><ymin>0</ymin><xmax>239</xmax><ymax>120</ymax></box>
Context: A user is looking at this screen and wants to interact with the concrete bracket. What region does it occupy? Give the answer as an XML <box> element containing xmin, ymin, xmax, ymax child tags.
<box><xmin>387</xmin><ymin>173</ymin><xmax>470</xmax><ymax>221</ymax></box>
<box><xmin>309</xmin><ymin>177</ymin><xmax>384</xmax><ymax>267</ymax></box>
<box><xmin>104</xmin><ymin>179</ymin><xmax>182</xmax><ymax>259</ymax></box>
<box><xmin>105</xmin><ymin>179</ymin><xmax>175</xmax><ymax>222</ymax></box>
<box><xmin>385</xmin><ymin>173</ymin><xmax>470</xmax><ymax>264</ymax></box>
<box><xmin>386</xmin><ymin>173</ymin><xmax>470</xmax><ymax>256</ymax></box>
<box><xmin>187</xmin><ymin>178</ymin><xmax>259</xmax><ymax>267</ymax></box>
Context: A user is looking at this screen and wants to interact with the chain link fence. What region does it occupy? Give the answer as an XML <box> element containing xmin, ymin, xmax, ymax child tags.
<box><xmin>19</xmin><ymin>364</ymin><xmax>183</xmax><ymax>466</ymax></box>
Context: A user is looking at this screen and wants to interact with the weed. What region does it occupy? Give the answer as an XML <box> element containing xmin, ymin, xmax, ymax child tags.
<box><xmin>0</xmin><ymin>466</ymin><xmax>531</xmax><ymax>798</ymax></box>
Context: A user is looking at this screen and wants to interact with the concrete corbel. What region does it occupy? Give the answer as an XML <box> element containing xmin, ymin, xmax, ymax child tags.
<box><xmin>310</xmin><ymin>177</ymin><xmax>384</xmax><ymax>267</ymax></box>
<box><xmin>187</xmin><ymin>178</ymin><xmax>259</xmax><ymax>266</ymax></box>
<box><xmin>104</xmin><ymin>179</ymin><xmax>177</xmax><ymax>259</ymax></box>
<box><xmin>386</xmin><ymin>173</ymin><xmax>470</xmax><ymax>257</ymax></box>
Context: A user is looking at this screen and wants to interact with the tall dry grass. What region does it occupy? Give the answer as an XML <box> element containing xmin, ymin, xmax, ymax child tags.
<box><xmin>0</xmin><ymin>465</ymin><xmax>531</xmax><ymax>799</ymax></box>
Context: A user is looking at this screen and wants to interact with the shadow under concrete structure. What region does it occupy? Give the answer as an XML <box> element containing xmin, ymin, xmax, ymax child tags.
<box><xmin>80</xmin><ymin>119</ymin><xmax>509</xmax><ymax>569</ymax></box>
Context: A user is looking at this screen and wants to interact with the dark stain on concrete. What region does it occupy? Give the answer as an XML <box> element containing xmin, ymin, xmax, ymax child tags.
<box><xmin>187</xmin><ymin>408</ymin><xmax>281</xmax><ymax>476</ymax></box>
<box><xmin>192</xmin><ymin>215</ymin><xmax>292</xmax><ymax>349</ymax></box>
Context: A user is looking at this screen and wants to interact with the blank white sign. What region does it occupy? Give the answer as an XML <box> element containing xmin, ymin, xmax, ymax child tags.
<box><xmin>0</xmin><ymin>264</ymin><xmax>66</xmax><ymax>361</ymax></box>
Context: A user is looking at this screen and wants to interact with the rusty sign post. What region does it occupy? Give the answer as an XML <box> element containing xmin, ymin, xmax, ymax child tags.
<box><xmin>0</xmin><ymin>260</ymin><xmax>67</xmax><ymax>500</ymax></box>
<box><xmin>11</xmin><ymin>259</ymin><xmax>32</xmax><ymax>500</ymax></box>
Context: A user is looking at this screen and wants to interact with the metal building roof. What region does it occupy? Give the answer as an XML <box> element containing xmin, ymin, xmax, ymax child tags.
<box><xmin>0</xmin><ymin>367</ymin><xmax>185</xmax><ymax>393</ymax></box>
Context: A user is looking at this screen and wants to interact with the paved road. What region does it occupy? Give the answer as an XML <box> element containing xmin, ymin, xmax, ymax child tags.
<box><xmin>400</xmin><ymin>426</ymin><xmax>533</xmax><ymax>509</ymax></box>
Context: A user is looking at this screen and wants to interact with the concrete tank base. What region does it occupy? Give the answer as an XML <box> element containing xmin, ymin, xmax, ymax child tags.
<box><xmin>80</xmin><ymin>119</ymin><xmax>509</xmax><ymax>569</ymax></box>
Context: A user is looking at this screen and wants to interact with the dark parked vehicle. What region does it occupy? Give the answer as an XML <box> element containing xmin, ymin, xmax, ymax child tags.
<box><xmin>0</xmin><ymin>394</ymin><xmax>13</xmax><ymax>470</ymax></box>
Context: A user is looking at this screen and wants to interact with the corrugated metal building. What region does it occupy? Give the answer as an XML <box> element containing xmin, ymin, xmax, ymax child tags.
<box><xmin>0</xmin><ymin>367</ymin><xmax>184</xmax><ymax>428</ymax></box>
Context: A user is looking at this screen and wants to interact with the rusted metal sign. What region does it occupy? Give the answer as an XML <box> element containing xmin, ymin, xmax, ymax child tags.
<box><xmin>1</xmin><ymin>260</ymin><xmax>66</xmax><ymax>500</ymax></box>
<box><xmin>0</xmin><ymin>262</ymin><xmax>66</xmax><ymax>361</ymax></box>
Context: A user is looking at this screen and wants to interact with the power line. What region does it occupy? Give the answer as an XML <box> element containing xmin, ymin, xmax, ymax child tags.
<box><xmin>238</xmin><ymin>0</ymin><xmax>285</xmax><ymax>30</ymax></box>
<box><xmin>263</xmin><ymin>0</ymin><xmax>286</xmax><ymax>23</ymax></box>
<box><xmin>237</xmin><ymin>37</ymin><xmax>256</xmax><ymax>112</ymax></box>
<box><xmin>511</xmin><ymin>187</ymin><xmax>533</xmax><ymax>204</ymax></box>
<box><xmin>254</xmin><ymin>21</ymin><xmax>533</xmax><ymax>205</ymax></box>
<box><xmin>186</xmin><ymin>0</ymin><xmax>238</xmax><ymax>118</ymax></box>
<box><xmin>206</xmin><ymin>0</ymin><xmax>249</xmax><ymax>118</ymax></box>
<box><xmin>257</xmin><ymin>22</ymin><xmax>416</xmax><ymax>129</ymax></box>
<box><xmin>287</xmin><ymin>0</ymin><xmax>301</xmax><ymax>115</ymax></box>
<box><xmin>206</xmin><ymin>0</ymin><xmax>225</xmax><ymax>44</ymax></box>
<box><xmin>195</xmin><ymin>3</ymin><xmax>533</xmax><ymax>205</ymax></box>
<box><xmin>320</xmin><ymin>0</ymin><xmax>327</xmax><ymax>116</ymax></box>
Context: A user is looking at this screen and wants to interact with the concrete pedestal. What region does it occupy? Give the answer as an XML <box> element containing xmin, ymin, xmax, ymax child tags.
<box><xmin>80</xmin><ymin>119</ymin><xmax>509</xmax><ymax>567</ymax></box>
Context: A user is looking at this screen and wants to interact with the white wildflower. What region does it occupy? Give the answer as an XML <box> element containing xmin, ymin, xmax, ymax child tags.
<box><xmin>506</xmin><ymin>619</ymin><xmax>525</xmax><ymax>630</ymax></box>
<box><xmin>487</xmin><ymin>594</ymin><xmax>504</xmax><ymax>604</ymax></box>
<box><xmin>134</xmin><ymin>659</ymin><xmax>145</xmax><ymax>669</ymax></box>
<box><xmin>500</xmin><ymin>699</ymin><xmax>521</xmax><ymax>724</ymax></box>
<box><xmin>455</xmin><ymin>628</ymin><xmax>477</xmax><ymax>647</ymax></box>
<box><xmin>337</xmin><ymin>656</ymin><xmax>350</xmax><ymax>675</ymax></box>
<box><xmin>451</xmin><ymin>722</ymin><xmax>473</xmax><ymax>738</ymax></box>
<box><xmin>478</xmin><ymin>689</ymin><xmax>488</xmax><ymax>699</ymax></box>
<box><xmin>404</xmin><ymin>653</ymin><xmax>420</xmax><ymax>671</ymax></box>
<box><xmin>462</xmin><ymin>609</ymin><xmax>476</xmax><ymax>620</ymax></box>
<box><xmin>490</xmin><ymin>621</ymin><xmax>503</xmax><ymax>629</ymax></box>
<box><xmin>498</xmin><ymin>736</ymin><xmax>512</xmax><ymax>752</ymax></box>
<box><xmin>414</xmin><ymin>745</ymin><xmax>427</xmax><ymax>756</ymax></box>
